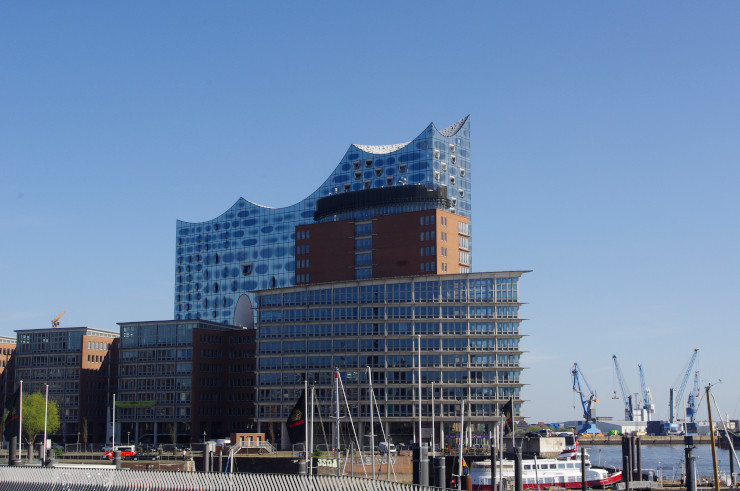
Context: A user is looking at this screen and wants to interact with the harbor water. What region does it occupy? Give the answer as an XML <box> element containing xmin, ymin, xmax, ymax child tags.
<box><xmin>585</xmin><ymin>443</ymin><xmax>738</xmax><ymax>481</ymax></box>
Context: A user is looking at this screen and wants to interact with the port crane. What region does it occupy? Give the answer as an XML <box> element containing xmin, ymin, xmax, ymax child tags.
<box><xmin>685</xmin><ymin>371</ymin><xmax>702</xmax><ymax>433</ymax></box>
<box><xmin>669</xmin><ymin>348</ymin><xmax>699</xmax><ymax>424</ymax></box>
<box><xmin>638</xmin><ymin>364</ymin><xmax>655</xmax><ymax>421</ymax></box>
<box><xmin>572</xmin><ymin>362</ymin><xmax>601</xmax><ymax>434</ymax></box>
<box><xmin>51</xmin><ymin>310</ymin><xmax>66</xmax><ymax>328</ymax></box>
<box><xmin>611</xmin><ymin>355</ymin><xmax>634</xmax><ymax>421</ymax></box>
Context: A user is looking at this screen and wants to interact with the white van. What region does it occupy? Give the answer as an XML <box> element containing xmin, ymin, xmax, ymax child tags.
<box><xmin>378</xmin><ymin>441</ymin><xmax>396</xmax><ymax>454</ymax></box>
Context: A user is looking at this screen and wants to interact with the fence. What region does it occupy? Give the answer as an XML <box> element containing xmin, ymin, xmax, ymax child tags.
<box><xmin>0</xmin><ymin>466</ymin><xmax>444</xmax><ymax>491</ymax></box>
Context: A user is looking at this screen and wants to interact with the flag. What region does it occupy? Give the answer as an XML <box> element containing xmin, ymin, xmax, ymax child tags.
<box><xmin>286</xmin><ymin>390</ymin><xmax>306</xmax><ymax>444</ymax></box>
<box><xmin>3</xmin><ymin>388</ymin><xmax>21</xmax><ymax>441</ymax></box>
<box><xmin>502</xmin><ymin>398</ymin><xmax>514</xmax><ymax>435</ymax></box>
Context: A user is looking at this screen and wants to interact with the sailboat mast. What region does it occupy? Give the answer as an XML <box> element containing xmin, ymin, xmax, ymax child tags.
<box><xmin>335</xmin><ymin>368</ymin><xmax>340</xmax><ymax>477</ymax></box>
<box><xmin>368</xmin><ymin>366</ymin><xmax>375</xmax><ymax>480</ymax></box>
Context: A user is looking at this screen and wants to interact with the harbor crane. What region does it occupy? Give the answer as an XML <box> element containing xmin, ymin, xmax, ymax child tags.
<box><xmin>51</xmin><ymin>310</ymin><xmax>66</xmax><ymax>328</ymax></box>
<box><xmin>612</xmin><ymin>355</ymin><xmax>634</xmax><ymax>421</ymax></box>
<box><xmin>572</xmin><ymin>362</ymin><xmax>601</xmax><ymax>434</ymax></box>
<box><xmin>638</xmin><ymin>364</ymin><xmax>655</xmax><ymax>421</ymax></box>
<box><xmin>685</xmin><ymin>371</ymin><xmax>702</xmax><ymax>434</ymax></box>
<box><xmin>669</xmin><ymin>348</ymin><xmax>699</xmax><ymax>424</ymax></box>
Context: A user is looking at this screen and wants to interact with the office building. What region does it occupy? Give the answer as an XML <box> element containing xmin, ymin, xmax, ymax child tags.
<box><xmin>0</xmin><ymin>335</ymin><xmax>16</xmax><ymax>408</ymax></box>
<box><xmin>116</xmin><ymin>320</ymin><xmax>256</xmax><ymax>445</ymax></box>
<box><xmin>14</xmin><ymin>327</ymin><xmax>118</xmax><ymax>443</ymax></box>
<box><xmin>254</xmin><ymin>272</ymin><xmax>525</xmax><ymax>449</ymax></box>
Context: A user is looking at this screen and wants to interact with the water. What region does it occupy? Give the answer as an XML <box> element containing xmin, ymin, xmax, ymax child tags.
<box><xmin>585</xmin><ymin>444</ymin><xmax>738</xmax><ymax>481</ymax></box>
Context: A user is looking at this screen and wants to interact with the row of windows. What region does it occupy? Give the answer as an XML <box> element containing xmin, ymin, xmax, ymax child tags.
<box><xmin>259</xmin><ymin>305</ymin><xmax>513</xmax><ymax>323</ymax></box>
<box><xmin>259</xmin><ymin>337</ymin><xmax>519</xmax><ymax>353</ymax></box>
<box><xmin>258</xmin><ymin>369</ymin><xmax>521</xmax><ymax>386</ymax></box>
<box><xmin>257</xmin><ymin>401</ymin><xmax>513</xmax><ymax>420</ymax></box>
<box><xmin>260</xmin><ymin>321</ymin><xmax>519</xmax><ymax>338</ymax></box>
<box><xmin>420</xmin><ymin>214</ymin><xmax>436</xmax><ymax>226</ymax></box>
<box><xmin>257</xmin><ymin>278</ymin><xmax>515</xmax><ymax>306</ymax></box>
<box><xmin>259</xmin><ymin>353</ymin><xmax>520</xmax><ymax>370</ymax></box>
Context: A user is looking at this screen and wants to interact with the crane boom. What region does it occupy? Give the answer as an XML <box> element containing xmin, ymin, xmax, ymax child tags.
<box><xmin>612</xmin><ymin>355</ymin><xmax>634</xmax><ymax>420</ymax></box>
<box><xmin>638</xmin><ymin>364</ymin><xmax>655</xmax><ymax>421</ymax></box>
<box><xmin>670</xmin><ymin>348</ymin><xmax>699</xmax><ymax>423</ymax></box>
<box><xmin>572</xmin><ymin>362</ymin><xmax>600</xmax><ymax>434</ymax></box>
<box><xmin>51</xmin><ymin>310</ymin><xmax>66</xmax><ymax>328</ymax></box>
<box><xmin>686</xmin><ymin>371</ymin><xmax>701</xmax><ymax>423</ymax></box>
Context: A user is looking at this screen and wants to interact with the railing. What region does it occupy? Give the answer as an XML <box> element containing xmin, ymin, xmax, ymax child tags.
<box><xmin>0</xmin><ymin>466</ymin><xmax>443</xmax><ymax>490</ymax></box>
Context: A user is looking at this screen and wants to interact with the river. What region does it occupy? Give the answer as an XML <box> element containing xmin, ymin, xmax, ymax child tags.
<box><xmin>584</xmin><ymin>443</ymin><xmax>739</xmax><ymax>481</ymax></box>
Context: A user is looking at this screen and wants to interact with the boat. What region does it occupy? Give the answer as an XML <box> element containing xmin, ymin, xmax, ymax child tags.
<box><xmin>471</xmin><ymin>453</ymin><xmax>622</xmax><ymax>490</ymax></box>
<box><xmin>717</xmin><ymin>428</ymin><xmax>740</xmax><ymax>450</ymax></box>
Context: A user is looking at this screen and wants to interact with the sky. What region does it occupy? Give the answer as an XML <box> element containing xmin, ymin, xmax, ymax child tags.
<box><xmin>1</xmin><ymin>2</ymin><xmax>739</xmax><ymax>424</ymax></box>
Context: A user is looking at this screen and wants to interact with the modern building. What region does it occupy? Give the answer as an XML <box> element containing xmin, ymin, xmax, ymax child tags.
<box><xmin>14</xmin><ymin>327</ymin><xmax>119</xmax><ymax>443</ymax></box>
<box><xmin>254</xmin><ymin>271</ymin><xmax>526</xmax><ymax>449</ymax></box>
<box><xmin>0</xmin><ymin>335</ymin><xmax>16</xmax><ymax>408</ymax></box>
<box><xmin>175</xmin><ymin>116</ymin><xmax>472</xmax><ymax>327</ymax></box>
<box><xmin>116</xmin><ymin>320</ymin><xmax>256</xmax><ymax>445</ymax></box>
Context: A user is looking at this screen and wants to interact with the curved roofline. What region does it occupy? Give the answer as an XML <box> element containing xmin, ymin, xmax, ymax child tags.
<box><xmin>177</xmin><ymin>116</ymin><xmax>469</xmax><ymax>225</ymax></box>
<box><xmin>434</xmin><ymin>115</ymin><xmax>470</xmax><ymax>137</ymax></box>
<box><xmin>351</xmin><ymin>115</ymin><xmax>469</xmax><ymax>154</ymax></box>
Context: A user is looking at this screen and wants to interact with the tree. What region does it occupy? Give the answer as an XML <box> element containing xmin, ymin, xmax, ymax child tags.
<box><xmin>21</xmin><ymin>392</ymin><xmax>60</xmax><ymax>448</ymax></box>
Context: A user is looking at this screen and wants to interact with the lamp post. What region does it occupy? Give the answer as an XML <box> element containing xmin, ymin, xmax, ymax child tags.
<box><xmin>202</xmin><ymin>431</ymin><xmax>206</xmax><ymax>444</ymax></box>
<box><xmin>127</xmin><ymin>432</ymin><xmax>130</xmax><ymax>446</ymax></box>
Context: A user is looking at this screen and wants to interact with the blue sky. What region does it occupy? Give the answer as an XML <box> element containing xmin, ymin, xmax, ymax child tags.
<box><xmin>2</xmin><ymin>2</ymin><xmax>739</xmax><ymax>423</ymax></box>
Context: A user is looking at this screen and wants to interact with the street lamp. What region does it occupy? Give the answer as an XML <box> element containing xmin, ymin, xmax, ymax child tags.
<box><xmin>202</xmin><ymin>431</ymin><xmax>206</xmax><ymax>443</ymax></box>
<box><xmin>127</xmin><ymin>432</ymin><xmax>130</xmax><ymax>446</ymax></box>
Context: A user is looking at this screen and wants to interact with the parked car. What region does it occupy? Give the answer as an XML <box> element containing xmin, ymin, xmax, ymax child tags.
<box><xmin>378</xmin><ymin>441</ymin><xmax>396</xmax><ymax>454</ymax></box>
<box><xmin>104</xmin><ymin>445</ymin><xmax>136</xmax><ymax>460</ymax></box>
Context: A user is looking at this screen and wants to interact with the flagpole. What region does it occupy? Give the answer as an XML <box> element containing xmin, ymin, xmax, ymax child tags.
<box><xmin>18</xmin><ymin>380</ymin><xmax>22</xmax><ymax>459</ymax></box>
<box><xmin>43</xmin><ymin>384</ymin><xmax>49</xmax><ymax>461</ymax></box>
<box><xmin>112</xmin><ymin>393</ymin><xmax>116</xmax><ymax>449</ymax></box>
<box><xmin>417</xmin><ymin>334</ymin><xmax>422</xmax><ymax>449</ymax></box>
<box><xmin>304</xmin><ymin>380</ymin><xmax>308</xmax><ymax>469</ymax></box>
<box><xmin>431</xmin><ymin>381</ymin><xmax>435</xmax><ymax>458</ymax></box>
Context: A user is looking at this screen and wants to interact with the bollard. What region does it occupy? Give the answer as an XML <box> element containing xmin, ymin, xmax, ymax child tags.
<box><xmin>218</xmin><ymin>448</ymin><xmax>223</xmax><ymax>473</ymax></box>
<box><xmin>433</xmin><ymin>455</ymin><xmax>447</xmax><ymax>489</ymax></box>
<box><xmin>623</xmin><ymin>455</ymin><xmax>631</xmax><ymax>490</ymax></box>
<box><xmin>298</xmin><ymin>459</ymin><xmax>307</xmax><ymax>475</ymax></box>
<box><xmin>114</xmin><ymin>450</ymin><xmax>122</xmax><ymax>469</ymax></box>
<box><xmin>514</xmin><ymin>447</ymin><xmax>523</xmax><ymax>491</ymax></box>
<box><xmin>684</xmin><ymin>437</ymin><xmax>696</xmax><ymax>491</ymax></box>
<box><xmin>729</xmin><ymin>445</ymin><xmax>736</xmax><ymax>488</ymax></box>
<box><xmin>412</xmin><ymin>444</ymin><xmax>429</xmax><ymax>486</ymax></box>
<box><xmin>45</xmin><ymin>448</ymin><xmax>55</xmax><ymax>467</ymax></box>
<box><xmin>581</xmin><ymin>447</ymin><xmax>587</xmax><ymax>491</ymax></box>
<box><xmin>9</xmin><ymin>436</ymin><xmax>22</xmax><ymax>466</ymax></box>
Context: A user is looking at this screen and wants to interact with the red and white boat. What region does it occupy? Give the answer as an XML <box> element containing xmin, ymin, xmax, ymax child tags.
<box><xmin>471</xmin><ymin>453</ymin><xmax>622</xmax><ymax>490</ymax></box>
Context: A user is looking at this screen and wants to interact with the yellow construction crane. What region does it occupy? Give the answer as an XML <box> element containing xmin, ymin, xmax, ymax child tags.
<box><xmin>51</xmin><ymin>310</ymin><xmax>66</xmax><ymax>328</ymax></box>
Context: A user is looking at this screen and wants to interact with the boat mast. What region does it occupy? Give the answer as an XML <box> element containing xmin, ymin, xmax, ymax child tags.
<box><xmin>706</xmin><ymin>384</ymin><xmax>720</xmax><ymax>491</ymax></box>
<box><xmin>368</xmin><ymin>366</ymin><xmax>375</xmax><ymax>480</ymax></box>
<box><xmin>335</xmin><ymin>368</ymin><xmax>340</xmax><ymax>477</ymax></box>
<box><xmin>458</xmin><ymin>399</ymin><xmax>465</xmax><ymax>491</ymax></box>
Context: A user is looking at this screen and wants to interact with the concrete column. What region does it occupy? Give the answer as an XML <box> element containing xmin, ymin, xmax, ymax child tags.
<box><xmin>440</xmin><ymin>422</ymin><xmax>445</xmax><ymax>453</ymax></box>
<box><xmin>281</xmin><ymin>422</ymin><xmax>290</xmax><ymax>451</ymax></box>
<box><xmin>153</xmin><ymin>422</ymin><xmax>158</xmax><ymax>446</ymax></box>
<box><xmin>357</xmin><ymin>423</ymin><xmax>365</xmax><ymax>452</ymax></box>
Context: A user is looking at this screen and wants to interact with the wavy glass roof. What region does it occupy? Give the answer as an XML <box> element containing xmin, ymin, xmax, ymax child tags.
<box><xmin>174</xmin><ymin>116</ymin><xmax>471</xmax><ymax>325</ymax></box>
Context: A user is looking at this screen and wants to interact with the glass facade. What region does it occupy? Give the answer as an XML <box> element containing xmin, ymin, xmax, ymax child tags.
<box><xmin>175</xmin><ymin>117</ymin><xmax>472</xmax><ymax>326</ymax></box>
<box><xmin>254</xmin><ymin>271</ymin><xmax>525</xmax><ymax>447</ymax></box>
